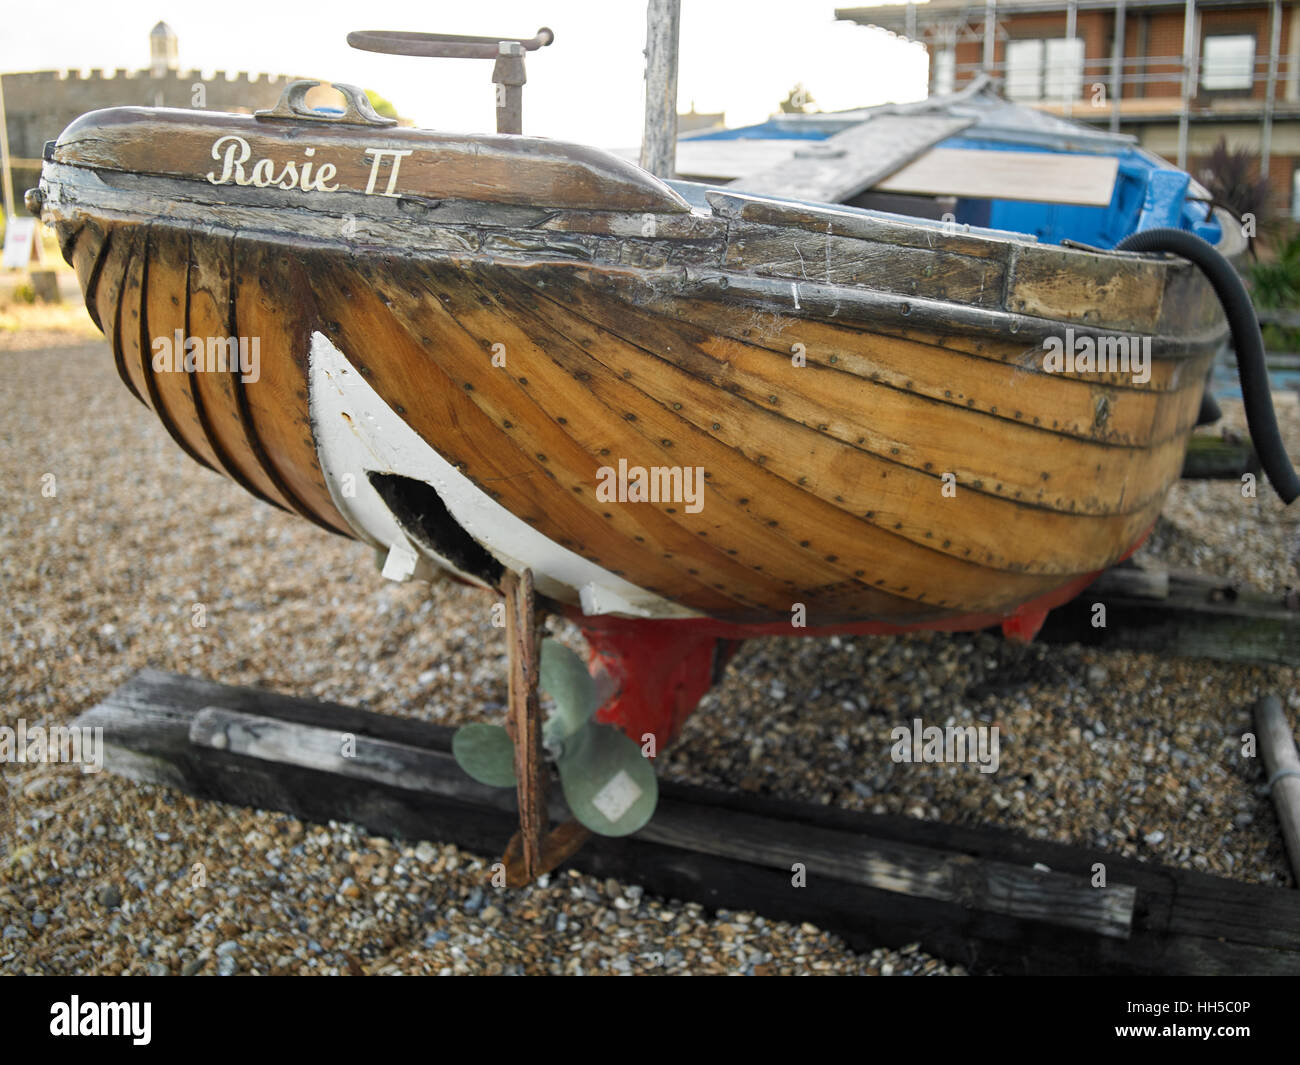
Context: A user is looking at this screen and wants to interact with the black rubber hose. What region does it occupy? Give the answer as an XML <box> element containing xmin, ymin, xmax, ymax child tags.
<box><xmin>1115</xmin><ymin>226</ymin><xmax>1299</xmax><ymax>504</ymax></box>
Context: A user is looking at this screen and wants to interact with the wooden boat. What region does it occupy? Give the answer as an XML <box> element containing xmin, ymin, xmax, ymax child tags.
<box><xmin>31</xmin><ymin>77</ymin><xmax>1278</xmax><ymax>748</ymax></box>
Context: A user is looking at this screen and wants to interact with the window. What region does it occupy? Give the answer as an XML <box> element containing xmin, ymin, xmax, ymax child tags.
<box><xmin>1291</xmin><ymin>168</ymin><xmax>1300</xmax><ymax>222</ymax></box>
<box><xmin>932</xmin><ymin>48</ymin><xmax>955</xmax><ymax>96</ymax></box>
<box><xmin>1006</xmin><ymin>37</ymin><xmax>1084</xmax><ymax>101</ymax></box>
<box><xmin>1202</xmin><ymin>34</ymin><xmax>1255</xmax><ymax>91</ymax></box>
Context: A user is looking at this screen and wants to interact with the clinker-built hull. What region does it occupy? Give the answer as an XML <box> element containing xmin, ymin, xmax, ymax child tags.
<box><xmin>38</xmin><ymin>104</ymin><xmax>1232</xmax><ymax>641</ymax></box>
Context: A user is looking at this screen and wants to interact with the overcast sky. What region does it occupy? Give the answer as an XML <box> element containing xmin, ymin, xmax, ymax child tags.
<box><xmin>0</xmin><ymin>0</ymin><xmax>927</xmax><ymax>149</ymax></box>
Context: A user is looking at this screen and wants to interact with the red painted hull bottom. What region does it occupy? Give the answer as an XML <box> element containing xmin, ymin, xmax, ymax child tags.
<box><xmin>572</xmin><ymin>531</ymin><xmax>1150</xmax><ymax>749</ymax></box>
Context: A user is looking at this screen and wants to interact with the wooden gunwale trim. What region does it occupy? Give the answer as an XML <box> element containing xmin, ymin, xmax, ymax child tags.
<box><xmin>310</xmin><ymin>263</ymin><xmax>765</xmax><ymax>617</ymax></box>
<box><xmin>707</xmin><ymin>189</ymin><xmax>1024</xmax><ymax>259</ymax></box>
<box><xmin>45</xmin><ymin>162</ymin><xmax>1221</xmax><ymax>370</ymax></box>
<box><xmin>711</xmin><ymin>189</ymin><xmax>1224</xmax><ymax>338</ymax></box>
<box><xmin>720</xmin><ymin>220</ymin><xmax>1009</xmax><ymax>310</ymax></box>
<box><xmin>517</xmin><ymin>266</ymin><xmax>1188</xmax><ymax>522</ymax></box>
<box><xmin>503</xmin><ymin>266</ymin><xmax>1168</xmax><ymax>579</ymax></box>
<box><xmin>178</xmin><ymin>229</ymin><xmax>288</xmax><ymax>512</ymax></box>
<box><xmin>227</xmin><ymin>240</ymin><xmax>350</xmax><ymax>538</ymax></box>
<box><xmin>463</xmin><ymin>267</ymin><xmax>951</xmax><ymax>618</ymax></box>
<box><xmin>136</xmin><ymin>227</ymin><xmax>219</xmax><ymax>476</ymax></box>
<box><xmin>481</xmin><ymin>263</ymin><xmax>1144</xmax><ymax>593</ymax></box>
<box><xmin>52</xmin><ymin>107</ymin><xmax>693</xmax><ymax>215</ymax></box>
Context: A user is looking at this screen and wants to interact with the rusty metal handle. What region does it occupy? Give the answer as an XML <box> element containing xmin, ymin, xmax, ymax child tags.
<box><xmin>347</xmin><ymin>27</ymin><xmax>554</xmax><ymax>60</ymax></box>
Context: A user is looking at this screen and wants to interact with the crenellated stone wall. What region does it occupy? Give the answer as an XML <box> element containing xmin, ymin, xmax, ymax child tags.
<box><xmin>2</xmin><ymin>67</ymin><xmax>302</xmax><ymax>207</ymax></box>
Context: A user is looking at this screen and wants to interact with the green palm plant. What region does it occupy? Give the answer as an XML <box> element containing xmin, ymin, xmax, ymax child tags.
<box><xmin>451</xmin><ymin>639</ymin><xmax>658</xmax><ymax>837</ymax></box>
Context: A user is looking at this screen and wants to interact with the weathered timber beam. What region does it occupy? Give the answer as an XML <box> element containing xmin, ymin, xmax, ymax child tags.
<box><xmin>1038</xmin><ymin>570</ymin><xmax>1300</xmax><ymax>667</ymax></box>
<box><xmin>1256</xmin><ymin>694</ymin><xmax>1300</xmax><ymax>886</ymax></box>
<box><xmin>71</xmin><ymin>669</ymin><xmax>1300</xmax><ymax>973</ymax></box>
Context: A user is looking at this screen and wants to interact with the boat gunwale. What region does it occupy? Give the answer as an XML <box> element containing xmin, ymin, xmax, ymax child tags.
<box><xmin>47</xmin><ymin>105</ymin><xmax>1239</xmax><ymax>302</ymax></box>
<box><xmin>41</xmin><ymin>157</ymin><xmax>1230</xmax><ymax>375</ymax></box>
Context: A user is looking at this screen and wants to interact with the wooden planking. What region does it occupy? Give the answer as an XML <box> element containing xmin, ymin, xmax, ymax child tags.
<box><xmin>876</xmin><ymin>147</ymin><xmax>1120</xmax><ymax>207</ymax></box>
<box><xmin>113</xmin><ymin>226</ymin><xmax>155</xmax><ymax>408</ymax></box>
<box><xmin>731</xmin><ymin>114</ymin><xmax>972</xmax><ymax>204</ymax></box>
<box><xmin>66</xmin><ymin>219</ymin><xmax>108</xmax><ymax>331</ymax></box>
<box><xmin>1007</xmin><ymin>242</ymin><xmax>1175</xmax><ymax>333</ymax></box>
<box><xmin>513</xmin><ymin>262</ymin><xmax>1167</xmax><ymax>579</ymax></box>
<box><xmin>66</xmin><ymin>220</ymin><xmax>1193</xmax><ymax>622</ymax></box>
<box><xmin>75</xmin><ymin>669</ymin><xmax>1300</xmax><ymax>974</ymax></box>
<box><xmin>89</xmin><ymin>226</ymin><xmax>146</xmax><ymax>405</ymax></box>
<box><xmin>307</xmin><ymin>255</ymin><xmax>757</xmax><ymax>617</ymax></box>
<box><xmin>134</xmin><ymin>228</ymin><xmax>218</xmax><ymax>476</ymax></box>
<box><xmin>552</xmin><ymin>285</ymin><xmax>1196</xmax><ymax>514</ymax></box>
<box><xmin>142</xmin><ymin>227</ymin><xmax>228</xmax><ymax>474</ymax></box>
<box><xmin>231</xmin><ymin>239</ymin><xmax>350</xmax><ymax>536</ymax></box>
<box><xmin>664</xmin><ymin>299</ymin><xmax>1208</xmax><ymax>444</ymax></box>
<box><xmin>480</xmin><ymin>266</ymin><xmax>1107</xmax><ymax>615</ymax></box>
<box><xmin>184</xmin><ymin>229</ymin><xmax>298</xmax><ymax>513</ymax></box>
<box><xmin>710</xmin><ymin>189</ymin><xmax>1225</xmax><ymax>348</ymax></box>
<box><xmin>383</xmin><ymin>256</ymin><xmax>803</xmax><ymax>615</ymax></box>
<box><xmin>709</xmin><ymin>188</ymin><xmax>1016</xmax><ymax>260</ymax></box>
<box><xmin>464</xmin><ymin>263</ymin><xmax>950</xmax><ymax>618</ymax></box>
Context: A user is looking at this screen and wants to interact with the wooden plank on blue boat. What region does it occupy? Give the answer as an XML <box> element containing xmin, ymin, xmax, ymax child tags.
<box><xmin>876</xmin><ymin>147</ymin><xmax>1120</xmax><ymax>207</ymax></box>
<box><xmin>730</xmin><ymin>113</ymin><xmax>973</xmax><ymax>204</ymax></box>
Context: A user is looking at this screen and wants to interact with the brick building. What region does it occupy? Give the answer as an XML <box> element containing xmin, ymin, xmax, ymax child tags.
<box><xmin>836</xmin><ymin>0</ymin><xmax>1300</xmax><ymax>216</ymax></box>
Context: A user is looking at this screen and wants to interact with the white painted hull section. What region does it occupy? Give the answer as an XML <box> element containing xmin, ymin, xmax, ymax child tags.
<box><xmin>307</xmin><ymin>331</ymin><xmax>701</xmax><ymax>619</ymax></box>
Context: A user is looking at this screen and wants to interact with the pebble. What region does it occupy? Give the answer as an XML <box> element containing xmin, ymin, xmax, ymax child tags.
<box><xmin>1</xmin><ymin>330</ymin><xmax>1294</xmax><ymax>976</ymax></box>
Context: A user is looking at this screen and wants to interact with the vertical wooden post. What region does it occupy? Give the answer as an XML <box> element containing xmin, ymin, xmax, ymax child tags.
<box><xmin>983</xmin><ymin>0</ymin><xmax>997</xmax><ymax>74</ymax></box>
<box><xmin>1255</xmin><ymin>695</ymin><xmax>1300</xmax><ymax>887</ymax></box>
<box><xmin>503</xmin><ymin>568</ymin><xmax>546</xmax><ymax>881</ymax></box>
<box><xmin>0</xmin><ymin>73</ymin><xmax>15</xmax><ymax>224</ymax></box>
<box><xmin>1062</xmin><ymin>0</ymin><xmax>1077</xmax><ymax>118</ymax></box>
<box><xmin>1262</xmin><ymin>0</ymin><xmax>1282</xmax><ymax>178</ymax></box>
<box><xmin>640</xmin><ymin>0</ymin><xmax>681</xmax><ymax>179</ymax></box>
<box><xmin>1177</xmin><ymin>0</ymin><xmax>1197</xmax><ymax>170</ymax></box>
<box><xmin>1110</xmin><ymin>0</ymin><xmax>1126</xmax><ymax>133</ymax></box>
